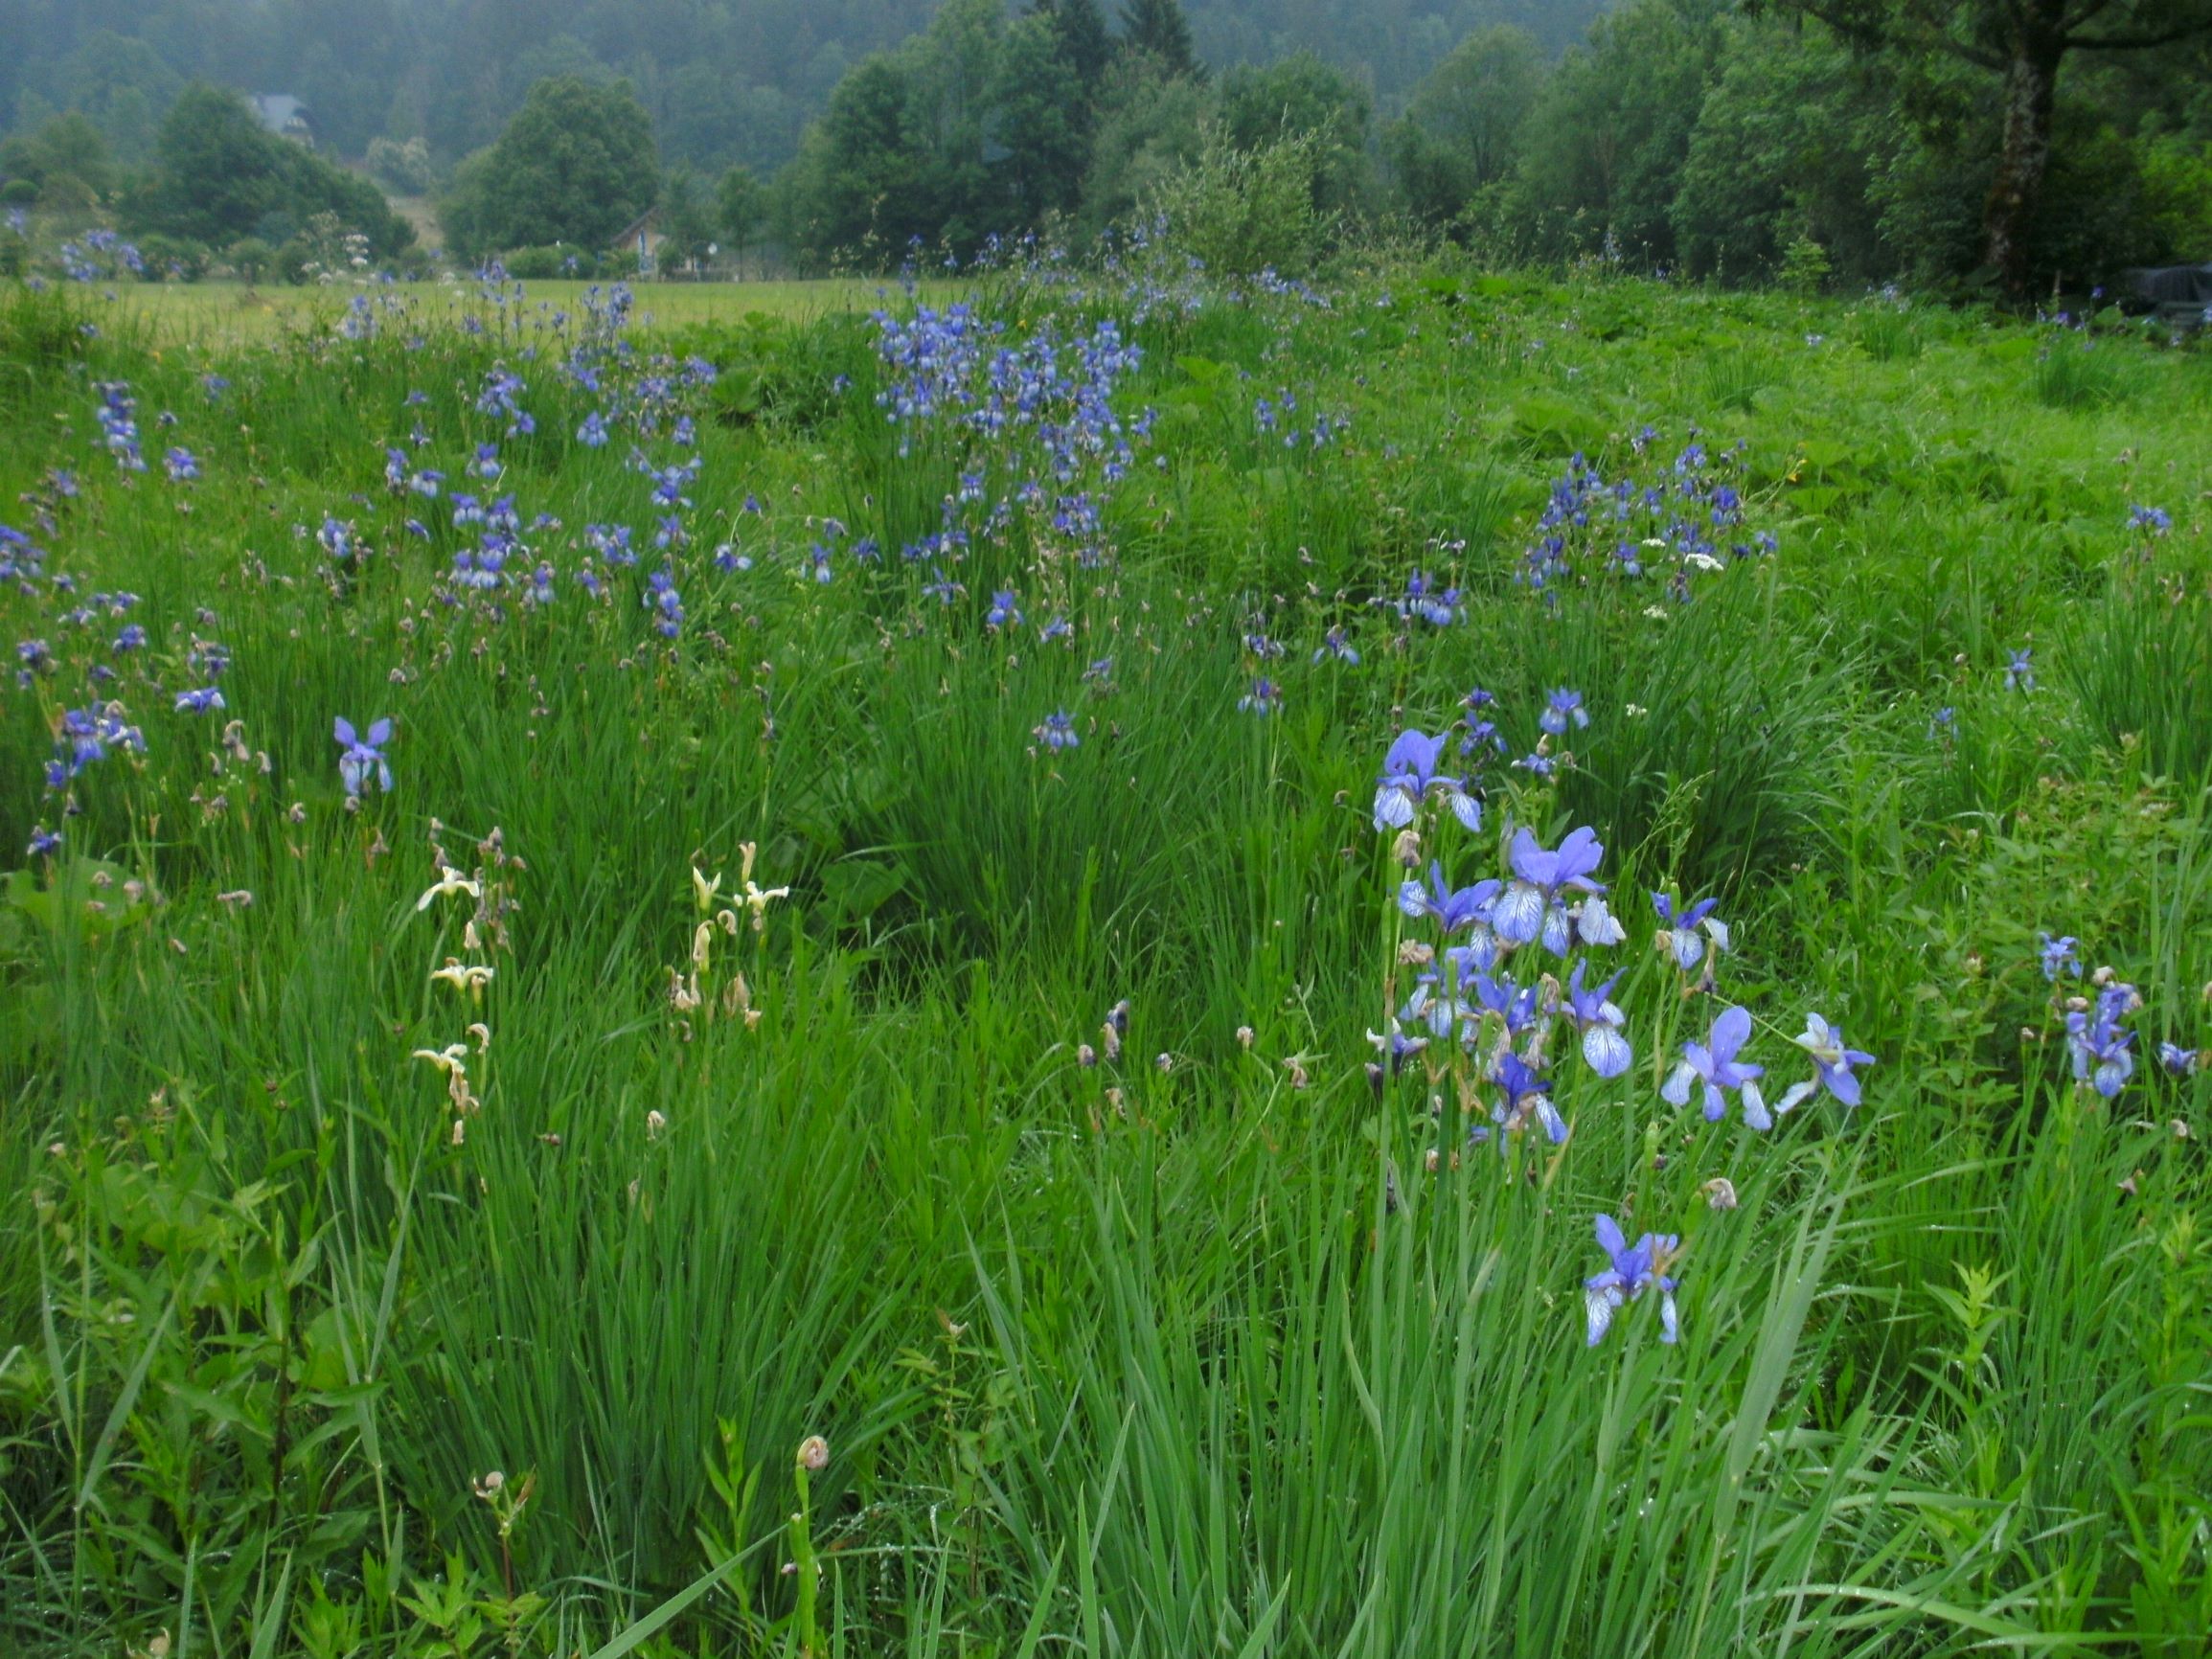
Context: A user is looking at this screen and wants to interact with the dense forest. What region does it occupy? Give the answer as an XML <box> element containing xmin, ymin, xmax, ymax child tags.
<box><xmin>1</xmin><ymin>0</ymin><xmax>2208</xmax><ymax>294</ymax></box>
<box><xmin>0</xmin><ymin>0</ymin><xmax>1609</xmax><ymax>177</ymax></box>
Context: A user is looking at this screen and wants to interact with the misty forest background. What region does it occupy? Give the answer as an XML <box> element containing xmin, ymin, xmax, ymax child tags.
<box><xmin>0</xmin><ymin>2</ymin><xmax>2210</xmax><ymax>300</ymax></box>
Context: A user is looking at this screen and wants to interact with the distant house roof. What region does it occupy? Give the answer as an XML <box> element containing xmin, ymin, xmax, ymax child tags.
<box><xmin>610</xmin><ymin>207</ymin><xmax>662</xmax><ymax>250</ymax></box>
<box><xmin>250</xmin><ymin>96</ymin><xmax>316</xmax><ymax>146</ymax></box>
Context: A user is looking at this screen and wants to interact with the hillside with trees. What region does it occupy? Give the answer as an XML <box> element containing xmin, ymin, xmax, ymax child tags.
<box><xmin>1</xmin><ymin>0</ymin><xmax>2206</xmax><ymax>295</ymax></box>
<box><xmin>0</xmin><ymin>0</ymin><xmax>1609</xmax><ymax>180</ymax></box>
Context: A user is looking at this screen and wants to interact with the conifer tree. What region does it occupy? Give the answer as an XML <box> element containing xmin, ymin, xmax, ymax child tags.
<box><xmin>1120</xmin><ymin>0</ymin><xmax>1201</xmax><ymax>79</ymax></box>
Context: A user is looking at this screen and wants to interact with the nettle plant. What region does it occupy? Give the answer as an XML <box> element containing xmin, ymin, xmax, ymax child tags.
<box><xmin>1363</xmin><ymin>703</ymin><xmax>1876</xmax><ymax>1349</ymax></box>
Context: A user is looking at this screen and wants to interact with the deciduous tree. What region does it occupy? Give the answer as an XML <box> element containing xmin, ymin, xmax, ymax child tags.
<box><xmin>1764</xmin><ymin>0</ymin><xmax>2212</xmax><ymax>293</ymax></box>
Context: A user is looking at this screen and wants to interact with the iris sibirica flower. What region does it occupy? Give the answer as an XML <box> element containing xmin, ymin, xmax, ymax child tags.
<box><xmin>1585</xmin><ymin>1215</ymin><xmax>1678</xmax><ymax>1346</ymax></box>
<box><xmin>1313</xmin><ymin>626</ymin><xmax>1359</xmax><ymax>665</ymax></box>
<box><xmin>1572</xmin><ymin>894</ymin><xmax>1627</xmax><ymax>947</ymax></box>
<box><xmin>1663</xmin><ymin>1005</ymin><xmax>1768</xmax><ymax>1127</ymax></box>
<box><xmin>987</xmin><ymin>590</ymin><xmax>1023</xmax><ymax>629</ymax></box>
<box><xmin>2004</xmin><ymin>648</ymin><xmax>2035</xmax><ymax>693</ymax></box>
<box><xmin>2038</xmin><ymin>932</ymin><xmax>2080</xmax><ymax>981</ymax></box>
<box><xmin>1488</xmin><ymin>1051</ymin><xmax>1566</xmax><ymax>1144</ymax></box>
<box><xmin>1373</xmin><ymin>729</ymin><xmax>1483</xmax><ymax>832</ymax></box>
<box><xmin>1472</xmin><ymin>969</ymin><xmax>1542</xmax><ymax>1034</ymax></box>
<box><xmin>1398</xmin><ymin>861</ymin><xmax>1500</xmax><ymax>933</ymax></box>
<box><xmin>1239</xmin><ymin>678</ymin><xmax>1281</xmax><ymax>716</ymax></box>
<box><xmin>2065</xmin><ymin>982</ymin><xmax>2138</xmax><ymax>1098</ymax></box>
<box><xmin>1036</xmin><ymin>711</ymin><xmax>1079</xmax><ymax>751</ymax></box>
<box><xmin>1775</xmin><ymin>1014</ymin><xmax>1875</xmax><ymax>1111</ymax></box>
<box><xmin>2159</xmin><ymin>1042</ymin><xmax>2201</xmax><ymax>1077</ymax></box>
<box><xmin>1539</xmin><ymin>689</ymin><xmax>1589</xmax><ymax>737</ymax></box>
<box><xmin>333</xmin><ymin>716</ymin><xmax>393</xmax><ymax>795</ymax></box>
<box><xmin>646</xmin><ymin>570</ymin><xmax>683</xmax><ymax>637</ymax></box>
<box><xmin>173</xmin><ymin>687</ymin><xmax>225</xmax><ymax>715</ymax></box>
<box><xmin>52</xmin><ymin>704</ymin><xmax>145</xmax><ymax>783</ymax></box>
<box><xmin>1494</xmin><ymin>827</ymin><xmax>1606</xmax><ymax>945</ymax></box>
<box><xmin>1652</xmin><ymin>891</ymin><xmax>1726</xmax><ymax>971</ymax></box>
<box><xmin>1565</xmin><ymin>961</ymin><xmax>1632</xmax><ymax>1078</ymax></box>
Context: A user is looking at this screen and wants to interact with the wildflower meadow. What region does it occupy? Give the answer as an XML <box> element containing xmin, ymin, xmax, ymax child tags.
<box><xmin>3</xmin><ymin>257</ymin><xmax>2210</xmax><ymax>1657</ymax></box>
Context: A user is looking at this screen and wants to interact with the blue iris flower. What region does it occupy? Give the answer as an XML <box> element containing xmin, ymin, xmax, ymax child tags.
<box><xmin>1652</xmin><ymin>891</ymin><xmax>1724</xmax><ymax>970</ymax></box>
<box><xmin>1471</xmin><ymin>970</ymin><xmax>1540</xmax><ymax>1034</ymax></box>
<box><xmin>1565</xmin><ymin>961</ymin><xmax>1632</xmax><ymax>1078</ymax></box>
<box><xmin>1776</xmin><ymin>1014</ymin><xmax>1876</xmax><ymax>1111</ymax></box>
<box><xmin>333</xmin><ymin>716</ymin><xmax>394</xmax><ymax>794</ymax></box>
<box><xmin>1402</xmin><ymin>970</ymin><xmax>1471</xmax><ymax>1040</ymax></box>
<box><xmin>1036</xmin><ymin>711</ymin><xmax>1079</xmax><ymax>751</ymax></box>
<box><xmin>1539</xmin><ymin>689</ymin><xmax>1588</xmax><ymax>737</ymax></box>
<box><xmin>1312</xmin><ymin>625</ymin><xmax>1359</xmax><ymax>664</ymax></box>
<box><xmin>1494</xmin><ymin>1051</ymin><xmax>1566</xmax><ymax>1143</ymax></box>
<box><xmin>2037</xmin><ymin>933</ymin><xmax>2080</xmax><ymax>981</ymax></box>
<box><xmin>1494</xmin><ymin>827</ymin><xmax>1606</xmax><ymax>945</ymax></box>
<box><xmin>1397</xmin><ymin>862</ymin><xmax>1500</xmax><ymax>933</ymax></box>
<box><xmin>1585</xmin><ymin>1215</ymin><xmax>1678</xmax><ymax>1346</ymax></box>
<box><xmin>2064</xmin><ymin>983</ymin><xmax>2138</xmax><ymax>1098</ymax></box>
<box><xmin>1573</xmin><ymin>894</ymin><xmax>1627</xmax><ymax>947</ymax></box>
<box><xmin>1663</xmin><ymin>1005</ymin><xmax>1767</xmax><ymax>1127</ymax></box>
<box><xmin>1373</xmin><ymin>729</ymin><xmax>1482</xmax><ymax>833</ymax></box>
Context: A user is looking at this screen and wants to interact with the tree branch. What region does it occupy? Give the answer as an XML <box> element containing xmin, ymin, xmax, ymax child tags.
<box><xmin>2067</xmin><ymin>20</ymin><xmax>2212</xmax><ymax>44</ymax></box>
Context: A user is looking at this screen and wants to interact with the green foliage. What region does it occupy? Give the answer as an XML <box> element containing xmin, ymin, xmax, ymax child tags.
<box><xmin>2062</xmin><ymin>580</ymin><xmax>2212</xmax><ymax>784</ymax></box>
<box><xmin>2032</xmin><ymin>333</ymin><xmax>2141</xmax><ymax>409</ymax></box>
<box><xmin>657</xmin><ymin>167</ymin><xmax>717</xmax><ymax>271</ymax></box>
<box><xmin>1151</xmin><ymin>125</ymin><xmax>1327</xmax><ymax>274</ymax></box>
<box><xmin>2136</xmin><ymin>132</ymin><xmax>2212</xmax><ymax>257</ymax></box>
<box><xmin>1776</xmin><ymin>229</ymin><xmax>1834</xmax><ymax>294</ymax></box>
<box><xmin>1384</xmin><ymin>26</ymin><xmax>1545</xmax><ymax>232</ymax></box>
<box><xmin>1217</xmin><ymin>52</ymin><xmax>1371</xmax><ymax>218</ymax></box>
<box><xmin>126</xmin><ymin>85</ymin><xmax>413</xmax><ymax>258</ymax></box>
<box><xmin>783</xmin><ymin>0</ymin><xmax>1105</xmax><ymax>267</ymax></box>
<box><xmin>366</xmin><ymin>136</ymin><xmax>435</xmax><ymax>196</ymax></box>
<box><xmin>1121</xmin><ymin>0</ymin><xmax>1201</xmax><ymax>80</ymax></box>
<box><xmin>225</xmin><ymin>235</ymin><xmax>275</xmax><ymax>284</ymax></box>
<box><xmin>4</xmin><ymin>253</ymin><xmax>2212</xmax><ymax>1659</ymax></box>
<box><xmin>716</xmin><ymin>165</ymin><xmax>769</xmax><ymax>261</ymax></box>
<box><xmin>1492</xmin><ymin>0</ymin><xmax>1726</xmax><ymax>266</ymax></box>
<box><xmin>1669</xmin><ymin>19</ymin><xmax>1887</xmax><ymax>283</ymax></box>
<box><xmin>1767</xmin><ymin>0</ymin><xmax>2212</xmax><ymax>294</ymax></box>
<box><xmin>130</xmin><ymin>233</ymin><xmax>211</xmax><ymax>282</ymax></box>
<box><xmin>440</xmin><ymin>77</ymin><xmax>659</xmax><ymax>260</ymax></box>
<box><xmin>1076</xmin><ymin>56</ymin><xmax>1212</xmax><ymax>239</ymax></box>
<box><xmin>0</xmin><ymin>114</ymin><xmax>118</xmax><ymax>209</ymax></box>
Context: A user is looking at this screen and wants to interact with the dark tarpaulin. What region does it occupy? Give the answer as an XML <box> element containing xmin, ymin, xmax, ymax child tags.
<box><xmin>2121</xmin><ymin>263</ymin><xmax>2212</xmax><ymax>315</ymax></box>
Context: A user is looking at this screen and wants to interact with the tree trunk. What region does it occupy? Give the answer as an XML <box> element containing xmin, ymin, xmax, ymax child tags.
<box><xmin>1983</xmin><ymin>31</ymin><xmax>2062</xmax><ymax>300</ymax></box>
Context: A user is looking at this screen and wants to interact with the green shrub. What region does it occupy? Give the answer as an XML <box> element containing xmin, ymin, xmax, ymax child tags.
<box><xmin>226</xmin><ymin>234</ymin><xmax>275</xmax><ymax>283</ymax></box>
<box><xmin>133</xmin><ymin>234</ymin><xmax>211</xmax><ymax>282</ymax></box>
<box><xmin>1150</xmin><ymin>125</ymin><xmax>1329</xmax><ymax>277</ymax></box>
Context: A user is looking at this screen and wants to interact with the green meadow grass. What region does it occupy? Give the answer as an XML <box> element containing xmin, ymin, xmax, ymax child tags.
<box><xmin>1</xmin><ymin>266</ymin><xmax>2208</xmax><ymax>1658</ymax></box>
<box><xmin>99</xmin><ymin>277</ymin><xmax>907</xmax><ymax>349</ymax></box>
